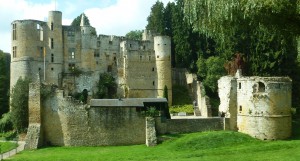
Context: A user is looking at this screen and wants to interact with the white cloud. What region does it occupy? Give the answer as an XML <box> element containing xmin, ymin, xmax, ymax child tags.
<box><xmin>0</xmin><ymin>0</ymin><xmax>54</xmax><ymax>53</ymax></box>
<box><xmin>85</xmin><ymin>0</ymin><xmax>174</xmax><ymax>36</ymax></box>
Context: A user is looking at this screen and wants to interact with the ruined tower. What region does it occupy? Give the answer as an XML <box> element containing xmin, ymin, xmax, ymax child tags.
<box><xmin>154</xmin><ymin>36</ymin><xmax>172</xmax><ymax>104</ymax></box>
<box><xmin>218</xmin><ymin>75</ymin><xmax>292</xmax><ymax>140</ymax></box>
<box><xmin>237</xmin><ymin>77</ymin><xmax>292</xmax><ymax>140</ymax></box>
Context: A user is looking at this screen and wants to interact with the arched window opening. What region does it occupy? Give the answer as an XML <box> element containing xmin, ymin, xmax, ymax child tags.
<box><xmin>258</xmin><ymin>82</ymin><xmax>265</xmax><ymax>92</ymax></box>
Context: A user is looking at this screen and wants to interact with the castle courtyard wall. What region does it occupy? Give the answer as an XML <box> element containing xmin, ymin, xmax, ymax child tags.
<box><xmin>42</xmin><ymin>91</ymin><xmax>146</xmax><ymax>146</ymax></box>
<box><xmin>155</xmin><ymin>117</ymin><xmax>224</xmax><ymax>134</ymax></box>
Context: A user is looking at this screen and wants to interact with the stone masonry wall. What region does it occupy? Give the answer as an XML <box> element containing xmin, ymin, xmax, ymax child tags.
<box><xmin>218</xmin><ymin>76</ymin><xmax>237</xmax><ymax>130</ymax></box>
<box><xmin>25</xmin><ymin>79</ymin><xmax>43</xmax><ymax>149</ymax></box>
<box><xmin>42</xmin><ymin>90</ymin><xmax>146</xmax><ymax>146</ymax></box>
<box><xmin>155</xmin><ymin>117</ymin><xmax>224</xmax><ymax>134</ymax></box>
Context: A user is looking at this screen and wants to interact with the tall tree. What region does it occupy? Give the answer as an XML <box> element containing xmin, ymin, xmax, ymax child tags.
<box><xmin>0</xmin><ymin>50</ymin><xmax>10</xmax><ymax>116</ymax></box>
<box><xmin>10</xmin><ymin>77</ymin><xmax>30</xmax><ymax>132</ymax></box>
<box><xmin>185</xmin><ymin>0</ymin><xmax>300</xmax><ymax>105</ymax></box>
<box><xmin>171</xmin><ymin>0</ymin><xmax>195</xmax><ymax>69</ymax></box>
<box><xmin>164</xmin><ymin>2</ymin><xmax>176</xmax><ymax>66</ymax></box>
<box><xmin>71</xmin><ymin>13</ymin><xmax>90</xmax><ymax>27</ymax></box>
<box><xmin>146</xmin><ymin>1</ymin><xmax>165</xmax><ymax>35</ymax></box>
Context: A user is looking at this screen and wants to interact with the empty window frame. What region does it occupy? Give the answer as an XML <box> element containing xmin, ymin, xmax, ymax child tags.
<box><xmin>39</xmin><ymin>27</ymin><xmax>43</xmax><ymax>41</ymax></box>
<box><xmin>50</xmin><ymin>38</ymin><xmax>54</xmax><ymax>49</ymax></box>
<box><xmin>258</xmin><ymin>82</ymin><xmax>266</xmax><ymax>92</ymax></box>
<box><xmin>51</xmin><ymin>22</ymin><xmax>53</xmax><ymax>31</ymax></box>
<box><xmin>69</xmin><ymin>63</ymin><xmax>75</xmax><ymax>71</ymax></box>
<box><xmin>12</xmin><ymin>23</ymin><xmax>17</xmax><ymax>40</ymax></box>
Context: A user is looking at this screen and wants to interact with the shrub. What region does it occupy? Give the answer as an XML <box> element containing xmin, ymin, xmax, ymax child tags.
<box><xmin>10</xmin><ymin>77</ymin><xmax>30</xmax><ymax>133</ymax></box>
<box><xmin>0</xmin><ymin>113</ymin><xmax>13</xmax><ymax>133</ymax></box>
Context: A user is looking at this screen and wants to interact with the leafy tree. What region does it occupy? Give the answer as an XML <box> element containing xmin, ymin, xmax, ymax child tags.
<box><xmin>197</xmin><ymin>56</ymin><xmax>226</xmax><ymax>97</ymax></box>
<box><xmin>0</xmin><ymin>50</ymin><xmax>10</xmax><ymax>116</ymax></box>
<box><xmin>146</xmin><ymin>1</ymin><xmax>165</xmax><ymax>34</ymax></box>
<box><xmin>185</xmin><ymin>0</ymin><xmax>300</xmax><ymax>106</ymax></box>
<box><xmin>10</xmin><ymin>77</ymin><xmax>31</xmax><ymax>132</ymax></box>
<box><xmin>125</xmin><ymin>30</ymin><xmax>143</xmax><ymax>40</ymax></box>
<box><xmin>97</xmin><ymin>73</ymin><xmax>117</xmax><ymax>99</ymax></box>
<box><xmin>71</xmin><ymin>13</ymin><xmax>90</xmax><ymax>27</ymax></box>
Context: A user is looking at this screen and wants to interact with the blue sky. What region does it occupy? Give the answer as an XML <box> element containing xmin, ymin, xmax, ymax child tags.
<box><xmin>0</xmin><ymin>0</ymin><xmax>174</xmax><ymax>53</ymax></box>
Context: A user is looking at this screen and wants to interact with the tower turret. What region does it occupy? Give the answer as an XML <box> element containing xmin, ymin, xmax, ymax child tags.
<box><xmin>47</xmin><ymin>11</ymin><xmax>63</xmax><ymax>85</ymax></box>
<box><xmin>154</xmin><ymin>36</ymin><xmax>172</xmax><ymax>105</ymax></box>
<box><xmin>80</xmin><ymin>14</ymin><xmax>97</xmax><ymax>71</ymax></box>
<box><xmin>10</xmin><ymin>19</ymin><xmax>46</xmax><ymax>90</ymax></box>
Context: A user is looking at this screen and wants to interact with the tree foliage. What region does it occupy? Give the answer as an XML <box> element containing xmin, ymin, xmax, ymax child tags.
<box><xmin>146</xmin><ymin>1</ymin><xmax>165</xmax><ymax>35</ymax></box>
<box><xmin>125</xmin><ymin>30</ymin><xmax>143</xmax><ymax>40</ymax></box>
<box><xmin>184</xmin><ymin>0</ymin><xmax>300</xmax><ymax>105</ymax></box>
<box><xmin>97</xmin><ymin>73</ymin><xmax>117</xmax><ymax>99</ymax></box>
<box><xmin>10</xmin><ymin>77</ymin><xmax>31</xmax><ymax>132</ymax></box>
<box><xmin>197</xmin><ymin>56</ymin><xmax>226</xmax><ymax>96</ymax></box>
<box><xmin>0</xmin><ymin>50</ymin><xmax>10</xmax><ymax>116</ymax></box>
<box><xmin>71</xmin><ymin>13</ymin><xmax>90</xmax><ymax>27</ymax></box>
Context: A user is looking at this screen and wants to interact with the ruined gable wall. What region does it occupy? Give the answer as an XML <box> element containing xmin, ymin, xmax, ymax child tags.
<box><xmin>218</xmin><ymin>76</ymin><xmax>237</xmax><ymax>130</ymax></box>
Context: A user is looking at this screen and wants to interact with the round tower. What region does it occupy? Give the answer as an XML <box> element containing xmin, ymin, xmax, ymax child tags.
<box><xmin>47</xmin><ymin>11</ymin><xmax>63</xmax><ymax>85</ymax></box>
<box><xmin>154</xmin><ymin>36</ymin><xmax>172</xmax><ymax>105</ymax></box>
<box><xmin>10</xmin><ymin>20</ymin><xmax>46</xmax><ymax>89</ymax></box>
<box><xmin>237</xmin><ymin>77</ymin><xmax>292</xmax><ymax>140</ymax></box>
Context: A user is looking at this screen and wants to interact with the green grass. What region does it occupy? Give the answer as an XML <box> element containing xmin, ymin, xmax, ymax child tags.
<box><xmin>7</xmin><ymin>130</ymin><xmax>300</xmax><ymax>161</ymax></box>
<box><xmin>0</xmin><ymin>141</ymin><xmax>18</xmax><ymax>153</ymax></box>
<box><xmin>169</xmin><ymin>104</ymin><xmax>194</xmax><ymax>114</ymax></box>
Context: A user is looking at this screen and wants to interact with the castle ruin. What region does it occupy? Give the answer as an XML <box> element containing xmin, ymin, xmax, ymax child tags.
<box><xmin>218</xmin><ymin>70</ymin><xmax>292</xmax><ymax>140</ymax></box>
<box><xmin>11</xmin><ymin>11</ymin><xmax>172</xmax><ymax>104</ymax></box>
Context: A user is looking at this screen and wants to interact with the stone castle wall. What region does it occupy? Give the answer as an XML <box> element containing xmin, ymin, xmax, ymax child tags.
<box><xmin>42</xmin><ymin>90</ymin><xmax>146</xmax><ymax>146</ymax></box>
<box><xmin>155</xmin><ymin>117</ymin><xmax>224</xmax><ymax>134</ymax></box>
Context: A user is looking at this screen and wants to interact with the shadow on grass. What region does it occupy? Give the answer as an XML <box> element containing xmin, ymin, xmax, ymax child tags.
<box><xmin>157</xmin><ymin>133</ymin><xmax>183</xmax><ymax>144</ymax></box>
<box><xmin>290</xmin><ymin>117</ymin><xmax>300</xmax><ymax>140</ymax></box>
<box><xmin>290</xmin><ymin>114</ymin><xmax>300</xmax><ymax>140</ymax></box>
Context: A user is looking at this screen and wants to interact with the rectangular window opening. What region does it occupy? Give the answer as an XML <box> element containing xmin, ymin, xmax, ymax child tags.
<box><xmin>13</xmin><ymin>46</ymin><xmax>17</xmax><ymax>58</ymax></box>
<box><xmin>12</xmin><ymin>23</ymin><xmax>17</xmax><ymax>40</ymax></box>
<box><xmin>50</xmin><ymin>38</ymin><xmax>54</xmax><ymax>49</ymax></box>
<box><xmin>51</xmin><ymin>54</ymin><xmax>54</xmax><ymax>62</ymax></box>
<box><xmin>51</xmin><ymin>22</ymin><xmax>53</xmax><ymax>31</ymax></box>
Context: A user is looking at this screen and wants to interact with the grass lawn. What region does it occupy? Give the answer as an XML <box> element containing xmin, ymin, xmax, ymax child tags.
<box><xmin>7</xmin><ymin>130</ymin><xmax>300</xmax><ymax>161</ymax></box>
<box><xmin>0</xmin><ymin>142</ymin><xmax>18</xmax><ymax>153</ymax></box>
